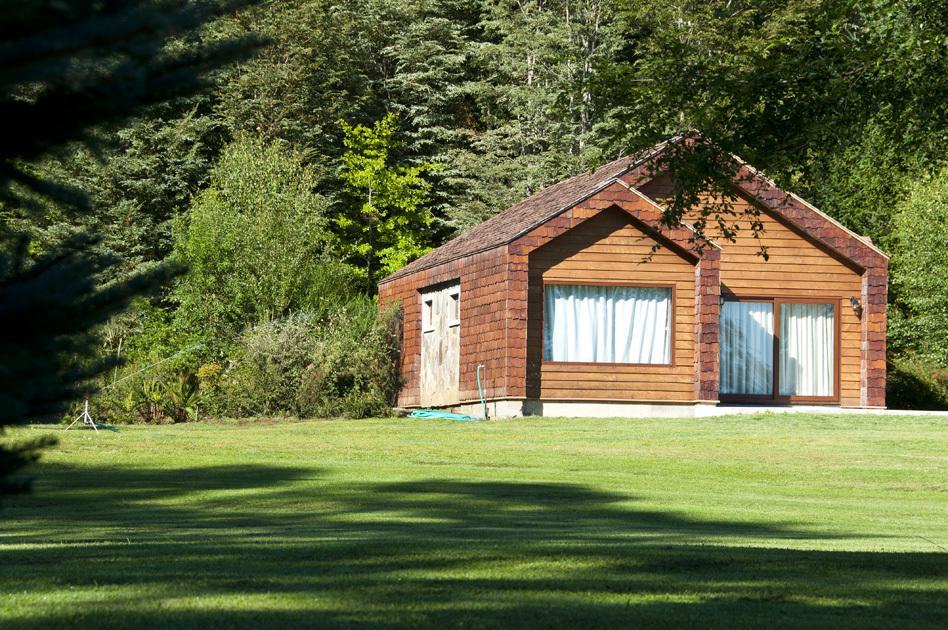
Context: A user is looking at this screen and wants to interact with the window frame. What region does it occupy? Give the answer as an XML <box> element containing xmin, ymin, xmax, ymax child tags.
<box><xmin>447</xmin><ymin>286</ymin><xmax>460</xmax><ymax>328</ymax></box>
<box><xmin>719</xmin><ymin>296</ymin><xmax>841</xmax><ymax>404</ymax></box>
<box><xmin>421</xmin><ymin>296</ymin><xmax>435</xmax><ymax>334</ymax></box>
<box><xmin>541</xmin><ymin>280</ymin><xmax>676</xmax><ymax>367</ymax></box>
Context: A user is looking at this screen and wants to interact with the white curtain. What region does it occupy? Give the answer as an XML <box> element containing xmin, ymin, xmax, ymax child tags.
<box><xmin>721</xmin><ymin>301</ymin><xmax>774</xmax><ymax>395</ymax></box>
<box><xmin>543</xmin><ymin>285</ymin><xmax>670</xmax><ymax>363</ymax></box>
<box><xmin>779</xmin><ymin>303</ymin><xmax>834</xmax><ymax>396</ymax></box>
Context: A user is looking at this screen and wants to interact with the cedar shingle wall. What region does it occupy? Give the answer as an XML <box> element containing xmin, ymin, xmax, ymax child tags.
<box><xmin>526</xmin><ymin>207</ymin><xmax>697</xmax><ymax>401</ymax></box>
<box><xmin>694</xmin><ymin>248</ymin><xmax>722</xmax><ymax>401</ymax></box>
<box><xmin>378</xmin><ymin>248</ymin><xmax>510</xmax><ymax>407</ymax></box>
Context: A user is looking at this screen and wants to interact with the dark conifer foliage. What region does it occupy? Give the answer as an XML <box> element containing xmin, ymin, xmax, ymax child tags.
<box><xmin>0</xmin><ymin>0</ymin><xmax>260</xmax><ymax>497</ymax></box>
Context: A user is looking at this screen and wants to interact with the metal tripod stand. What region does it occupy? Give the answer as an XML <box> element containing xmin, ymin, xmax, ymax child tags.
<box><xmin>65</xmin><ymin>400</ymin><xmax>98</xmax><ymax>432</ymax></box>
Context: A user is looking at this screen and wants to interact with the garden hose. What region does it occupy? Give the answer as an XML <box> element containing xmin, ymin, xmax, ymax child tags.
<box><xmin>477</xmin><ymin>364</ymin><xmax>487</xmax><ymax>419</ymax></box>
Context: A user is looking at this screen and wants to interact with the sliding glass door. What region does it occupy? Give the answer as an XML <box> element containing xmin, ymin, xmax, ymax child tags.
<box><xmin>720</xmin><ymin>298</ymin><xmax>838</xmax><ymax>402</ymax></box>
<box><xmin>721</xmin><ymin>301</ymin><xmax>774</xmax><ymax>396</ymax></box>
<box><xmin>778</xmin><ymin>303</ymin><xmax>835</xmax><ymax>397</ymax></box>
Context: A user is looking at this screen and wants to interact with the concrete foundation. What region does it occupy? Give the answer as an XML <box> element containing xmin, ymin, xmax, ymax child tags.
<box><xmin>442</xmin><ymin>399</ymin><xmax>946</xmax><ymax>419</ymax></box>
<box><xmin>453</xmin><ymin>399</ymin><xmax>528</xmax><ymax>419</ymax></box>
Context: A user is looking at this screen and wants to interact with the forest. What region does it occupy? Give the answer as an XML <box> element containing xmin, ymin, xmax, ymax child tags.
<box><xmin>3</xmin><ymin>0</ymin><xmax>947</xmax><ymax>429</ymax></box>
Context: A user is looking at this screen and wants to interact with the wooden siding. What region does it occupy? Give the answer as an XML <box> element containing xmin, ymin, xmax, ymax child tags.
<box><xmin>527</xmin><ymin>207</ymin><xmax>697</xmax><ymax>401</ymax></box>
<box><xmin>638</xmin><ymin>176</ymin><xmax>865</xmax><ymax>406</ymax></box>
<box><xmin>378</xmin><ymin>248</ymin><xmax>511</xmax><ymax>408</ymax></box>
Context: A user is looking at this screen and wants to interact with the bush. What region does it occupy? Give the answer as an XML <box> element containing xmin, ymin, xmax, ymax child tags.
<box><xmin>296</xmin><ymin>304</ymin><xmax>401</xmax><ymax>418</ymax></box>
<box><xmin>94</xmin><ymin>365</ymin><xmax>203</xmax><ymax>424</ymax></box>
<box><xmin>149</xmin><ymin>134</ymin><xmax>402</xmax><ymax>422</ymax></box>
<box><xmin>886</xmin><ymin>356</ymin><xmax>948</xmax><ymax>410</ymax></box>
<box><xmin>216</xmin><ymin>301</ymin><xmax>400</xmax><ymax>419</ymax></box>
<box><xmin>215</xmin><ymin>313</ymin><xmax>321</xmax><ymax>417</ymax></box>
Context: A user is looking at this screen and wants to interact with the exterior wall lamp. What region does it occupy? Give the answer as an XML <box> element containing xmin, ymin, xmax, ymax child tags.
<box><xmin>850</xmin><ymin>296</ymin><xmax>863</xmax><ymax>318</ymax></box>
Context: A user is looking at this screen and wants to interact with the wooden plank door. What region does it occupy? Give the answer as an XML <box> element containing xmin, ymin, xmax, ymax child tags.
<box><xmin>420</xmin><ymin>283</ymin><xmax>460</xmax><ymax>406</ymax></box>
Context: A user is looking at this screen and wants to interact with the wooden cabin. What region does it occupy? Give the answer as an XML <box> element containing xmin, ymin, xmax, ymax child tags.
<box><xmin>378</xmin><ymin>139</ymin><xmax>888</xmax><ymax>417</ymax></box>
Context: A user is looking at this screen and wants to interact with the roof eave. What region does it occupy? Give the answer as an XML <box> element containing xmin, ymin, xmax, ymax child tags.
<box><xmin>731</xmin><ymin>155</ymin><xmax>890</xmax><ymax>261</ymax></box>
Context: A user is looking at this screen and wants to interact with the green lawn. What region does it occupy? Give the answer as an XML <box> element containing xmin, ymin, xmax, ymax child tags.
<box><xmin>1</xmin><ymin>414</ymin><xmax>946</xmax><ymax>628</ymax></box>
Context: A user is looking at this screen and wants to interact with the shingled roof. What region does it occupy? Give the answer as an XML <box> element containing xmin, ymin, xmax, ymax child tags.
<box><xmin>381</xmin><ymin>140</ymin><xmax>674</xmax><ymax>283</ymax></box>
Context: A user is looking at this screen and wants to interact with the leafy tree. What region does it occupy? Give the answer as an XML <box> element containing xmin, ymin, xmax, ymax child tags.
<box><xmin>601</xmin><ymin>0</ymin><xmax>946</xmax><ymax>246</ymax></box>
<box><xmin>174</xmin><ymin>135</ymin><xmax>352</xmax><ymax>345</ymax></box>
<box><xmin>888</xmin><ymin>170</ymin><xmax>948</xmax><ymax>366</ymax></box>
<box><xmin>337</xmin><ymin>114</ymin><xmax>436</xmax><ymax>287</ymax></box>
<box><xmin>0</xmin><ymin>0</ymin><xmax>259</xmax><ymax>496</ymax></box>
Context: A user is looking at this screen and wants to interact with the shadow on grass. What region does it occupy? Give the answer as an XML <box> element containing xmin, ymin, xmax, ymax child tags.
<box><xmin>1</xmin><ymin>463</ymin><xmax>945</xmax><ymax>628</ymax></box>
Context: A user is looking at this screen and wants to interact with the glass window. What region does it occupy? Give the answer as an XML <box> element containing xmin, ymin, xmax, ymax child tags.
<box><xmin>543</xmin><ymin>284</ymin><xmax>671</xmax><ymax>364</ymax></box>
<box><xmin>720</xmin><ymin>301</ymin><xmax>774</xmax><ymax>396</ymax></box>
<box><xmin>779</xmin><ymin>303</ymin><xmax>835</xmax><ymax>397</ymax></box>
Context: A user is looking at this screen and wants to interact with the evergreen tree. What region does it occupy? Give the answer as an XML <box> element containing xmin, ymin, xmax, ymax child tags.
<box><xmin>0</xmin><ymin>0</ymin><xmax>259</xmax><ymax>497</ymax></box>
<box><xmin>25</xmin><ymin>106</ymin><xmax>220</xmax><ymax>279</ymax></box>
<box><xmin>384</xmin><ymin>1</ymin><xmax>476</xmax><ymax>235</ymax></box>
<box><xmin>452</xmin><ymin>0</ymin><xmax>621</xmax><ymax>231</ymax></box>
<box><xmin>215</xmin><ymin>0</ymin><xmax>404</xmax><ymax>153</ymax></box>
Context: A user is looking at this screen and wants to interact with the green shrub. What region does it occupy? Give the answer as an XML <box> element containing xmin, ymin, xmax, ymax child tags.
<box><xmin>94</xmin><ymin>365</ymin><xmax>203</xmax><ymax>424</ymax></box>
<box><xmin>886</xmin><ymin>356</ymin><xmax>948</xmax><ymax>410</ymax></box>
<box><xmin>217</xmin><ymin>313</ymin><xmax>321</xmax><ymax>417</ymax></box>
<box><xmin>295</xmin><ymin>304</ymin><xmax>401</xmax><ymax>418</ymax></box>
<box><xmin>218</xmin><ymin>301</ymin><xmax>400</xmax><ymax>419</ymax></box>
